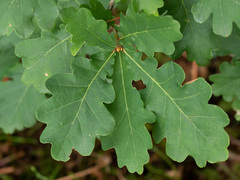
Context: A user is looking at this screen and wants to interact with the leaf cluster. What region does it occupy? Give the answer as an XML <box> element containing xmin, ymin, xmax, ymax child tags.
<box><xmin>1</xmin><ymin>0</ymin><xmax>239</xmax><ymax>174</ymax></box>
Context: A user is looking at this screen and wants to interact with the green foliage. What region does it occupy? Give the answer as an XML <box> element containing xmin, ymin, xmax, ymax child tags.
<box><xmin>1</xmin><ymin>0</ymin><xmax>239</xmax><ymax>174</ymax></box>
<box><xmin>37</xmin><ymin>52</ymin><xmax>116</xmax><ymax>161</ymax></box>
<box><xmin>125</xmin><ymin>51</ymin><xmax>229</xmax><ymax>167</ymax></box>
<box><xmin>210</xmin><ymin>62</ymin><xmax>240</xmax><ymax>121</ymax></box>
<box><xmin>118</xmin><ymin>7</ymin><xmax>182</xmax><ymax>56</ymax></box>
<box><xmin>0</xmin><ymin>64</ymin><xmax>45</xmax><ymax>133</ymax></box>
<box><xmin>101</xmin><ymin>52</ymin><xmax>155</xmax><ymax>174</ymax></box>
<box><xmin>160</xmin><ymin>0</ymin><xmax>221</xmax><ymax>65</ymax></box>
<box><xmin>217</xmin><ymin>25</ymin><xmax>240</xmax><ymax>62</ymax></box>
<box><xmin>0</xmin><ymin>0</ymin><xmax>59</xmax><ymax>38</ymax></box>
<box><xmin>15</xmin><ymin>29</ymin><xmax>73</xmax><ymax>93</ymax></box>
<box><xmin>192</xmin><ymin>0</ymin><xmax>240</xmax><ymax>37</ymax></box>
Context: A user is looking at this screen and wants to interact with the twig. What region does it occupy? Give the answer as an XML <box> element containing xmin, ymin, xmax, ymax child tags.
<box><xmin>0</xmin><ymin>167</ymin><xmax>15</xmax><ymax>175</ymax></box>
<box><xmin>57</xmin><ymin>155</ymin><xmax>111</xmax><ymax>180</ymax></box>
<box><xmin>229</xmin><ymin>151</ymin><xmax>240</xmax><ymax>162</ymax></box>
<box><xmin>230</xmin><ymin>135</ymin><xmax>240</xmax><ymax>147</ymax></box>
<box><xmin>191</xmin><ymin>61</ymin><xmax>198</xmax><ymax>80</ymax></box>
<box><xmin>106</xmin><ymin>16</ymin><xmax>120</xmax><ymax>23</ymax></box>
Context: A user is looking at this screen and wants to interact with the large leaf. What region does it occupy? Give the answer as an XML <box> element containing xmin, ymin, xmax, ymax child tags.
<box><xmin>210</xmin><ymin>62</ymin><xmax>240</xmax><ymax>102</ymax></box>
<box><xmin>0</xmin><ymin>64</ymin><xmax>45</xmax><ymax>134</ymax></box>
<box><xmin>132</xmin><ymin>0</ymin><xmax>163</xmax><ymax>15</ymax></box>
<box><xmin>192</xmin><ymin>0</ymin><xmax>240</xmax><ymax>37</ymax></box>
<box><xmin>36</xmin><ymin>51</ymin><xmax>115</xmax><ymax>161</ymax></box>
<box><xmin>160</xmin><ymin>0</ymin><xmax>221</xmax><ymax>65</ymax></box>
<box><xmin>15</xmin><ymin>30</ymin><xmax>73</xmax><ymax>93</ymax></box>
<box><xmin>0</xmin><ymin>0</ymin><xmax>59</xmax><ymax>38</ymax></box>
<box><xmin>118</xmin><ymin>7</ymin><xmax>182</xmax><ymax>56</ymax></box>
<box><xmin>124</xmin><ymin>50</ymin><xmax>229</xmax><ymax>167</ymax></box>
<box><xmin>101</xmin><ymin>52</ymin><xmax>155</xmax><ymax>174</ymax></box>
<box><xmin>61</xmin><ymin>7</ymin><xmax>116</xmax><ymax>56</ymax></box>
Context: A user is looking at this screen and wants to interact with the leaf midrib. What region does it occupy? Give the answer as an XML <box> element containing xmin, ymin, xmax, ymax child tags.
<box><xmin>55</xmin><ymin>51</ymin><xmax>115</xmax><ymax>158</ymax></box>
<box><xmin>124</xmin><ymin>50</ymin><xmax>207</xmax><ymax>138</ymax></box>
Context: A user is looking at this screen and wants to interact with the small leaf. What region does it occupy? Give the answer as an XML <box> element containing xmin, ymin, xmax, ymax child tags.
<box><xmin>118</xmin><ymin>7</ymin><xmax>182</xmax><ymax>56</ymax></box>
<box><xmin>210</xmin><ymin>62</ymin><xmax>240</xmax><ymax>102</ymax></box>
<box><xmin>15</xmin><ymin>30</ymin><xmax>73</xmax><ymax>93</ymax></box>
<box><xmin>124</xmin><ymin>50</ymin><xmax>229</xmax><ymax>167</ymax></box>
<box><xmin>132</xmin><ymin>0</ymin><xmax>163</xmax><ymax>15</ymax></box>
<box><xmin>0</xmin><ymin>64</ymin><xmax>45</xmax><ymax>134</ymax></box>
<box><xmin>101</xmin><ymin>52</ymin><xmax>155</xmax><ymax>174</ymax></box>
<box><xmin>192</xmin><ymin>0</ymin><xmax>240</xmax><ymax>37</ymax></box>
<box><xmin>36</xmin><ymin>51</ymin><xmax>115</xmax><ymax>161</ymax></box>
<box><xmin>160</xmin><ymin>0</ymin><xmax>221</xmax><ymax>65</ymax></box>
<box><xmin>61</xmin><ymin>7</ymin><xmax>116</xmax><ymax>55</ymax></box>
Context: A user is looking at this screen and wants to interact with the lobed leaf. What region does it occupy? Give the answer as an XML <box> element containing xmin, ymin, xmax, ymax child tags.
<box><xmin>101</xmin><ymin>52</ymin><xmax>155</xmax><ymax>174</ymax></box>
<box><xmin>118</xmin><ymin>7</ymin><xmax>182</xmax><ymax>56</ymax></box>
<box><xmin>0</xmin><ymin>0</ymin><xmax>59</xmax><ymax>38</ymax></box>
<box><xmin>210</xmin><ymin>62</ymin><xmax>240</xmax><ymax>102</ymax></box>
<box><xmin>131</xmin><ymin>0</ymin><xmax>164</xmax><ymax>15</ymax></box>
<box><xmin>61</xmin><ymin>7</ymin><xmax>116</xmax><ymax>56</ymax></box>
<box><xmin>15</xmin><ymin>30</ymin><xmax>73</xmax><ymax>93</ymax></box>
<box><xmin>192</xmin><ymin>0</ymin><xmax>240</xmax><ymax>37</ymax></box>
<box><xmin>160</xmin><ymin>0</ymin><xmax>221</xmax><ymax>65</ymax></box>
<box><xmin>124</xmin><ymin>50</ymin><xmax>229</xmax><ymax>167</ymax></box>
<box><xmin>36</xmin><ymin>51</ymin><xmax>116</xmax><ymax>161</ymax></box>
<box><xmin>0</xmin><ymin>64</ymin><xmax>45</xmax><ymax>134</ymax></box>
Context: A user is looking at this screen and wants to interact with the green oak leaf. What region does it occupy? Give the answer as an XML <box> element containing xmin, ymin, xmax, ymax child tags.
<box><xmin>217</xmin><ymin>25</ymin><xmax>240</xmax><ymax>61</ymax></box>
<box><xmin>160</xmin><ymin>0</ymin><xmax>221</xmax><ymax>65</ymax></box>
<box><xmin>0</xmin><ymin>0</ymin><xmax>59</xmax><ymax>38</ymax></box>
<box><xmin>0</xmin><ymin>63</ymin><xmax>45</xmax><ymax>134</ymax></box>
<box><xmin>15</xmin><ymin>30</ymin><xmax>73</xmax><ymax>93</ymax></box>
<box><xmin>101</xmin><ymin>52</ymin><xmax>155</xmax><ymax>174</ymax></box>
<box><xmin>57</xmin><ymin>0</ymin><xmax>88</xmax><ymax>8</ymax></box>
<box><xmin>132</xmin><ymin>0</ymin><xmax>163</xmax><ymax>15</ymax></box>
<box><xmin>34</xmin><ymin>0</ymin><xmax>59</xmax><ymax>31</ymax></box>
<box><xmin>210</xmin><ymin>62</ymin><xmax>240</xmax><ymax>102</ymax></box>
<box><xmin>36</xmin><ymin>51</ymin><xmax>116</xmax><ymax>161</ymax></box>
<box><xmin>124</xmin><ymin>50</ymin><xmax>229</xmax><ymax>167</ymax></box>
<box><xmin>81</xmin><ymin>0</ymin><xmax>114</xmax><ymax>26</ymax></box>
<box><xmin>61</xmin><ymin>7</ymin><xmax>116</xmax><ymax>56</ymax></box>
<box><xmin>118</xmin><ymin>7</ymin><xmax>182</xmax><ymax>56</ymax></box>
<box><xmin>192</xmin><ymin>0</ymin><xmax>240</xmax><ymax>37</ymax></box>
